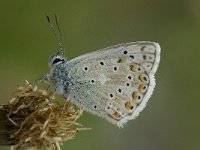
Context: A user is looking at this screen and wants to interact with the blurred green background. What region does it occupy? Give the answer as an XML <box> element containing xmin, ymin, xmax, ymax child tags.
<box><xmin>0</xmin><ymin>0</ymin><xmax>200</xmax><ymax>150</ymax></box>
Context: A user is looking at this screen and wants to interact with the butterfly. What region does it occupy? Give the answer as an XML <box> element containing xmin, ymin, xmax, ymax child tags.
<box><xmin>43</xmin><ymin>15</ymin><xmax>160</xmax><ymax>127</ymax></box>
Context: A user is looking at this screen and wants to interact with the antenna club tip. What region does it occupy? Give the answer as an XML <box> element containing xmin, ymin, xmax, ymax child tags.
<box><xmin>46</xmin><ymin>15</ymin><xmax>50</xmax><ymax>23</ymax></box>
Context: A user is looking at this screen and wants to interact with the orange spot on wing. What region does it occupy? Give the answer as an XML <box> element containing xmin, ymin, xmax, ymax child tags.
<box><xmin>117</xmin><ymin>57</ymin><xmax>126</xmax><ymax>63</ymax></box>
<box><xmin>111</xmin><ymin>111</ymin><xmax>121</xmax><ymax>120</ymax></box>
<box><xmin>125</xmin><ymin>101</ymin><xmax>134</xmax><ymax>110</ymax></box>
<box><xmin>139</xmin><ymin>84</ymin><xmax>146</xmax><ymax>91</ymax></box>
<box><xmin>139</xmin><ymin>74</ymin><xmax>148</xmax><ymax>82</ymax></box>
<box><xmin>132</xmin><ymin>92</ymin><xmax>138</xmax><ymax>100</ymax></box>
<box><xmin>130</xmin><ymin>64</ymin><xmax>137</xmax><ymax>72</ymax></box>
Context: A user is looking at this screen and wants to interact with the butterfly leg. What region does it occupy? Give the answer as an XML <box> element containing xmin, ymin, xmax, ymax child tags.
<box><xmin>33</xmin><ymin>74</ymin><xmax>49</xmax><ymax>87</ymax></box>
<box><xmin>34</xmin><ymin>74</ymin><xmax>54</xmax><ymax>90</ymax></box>
<box><xmin>60</xmin><ymin>94</ymin><xmax>70</xmax><ymax>115</ymax></box>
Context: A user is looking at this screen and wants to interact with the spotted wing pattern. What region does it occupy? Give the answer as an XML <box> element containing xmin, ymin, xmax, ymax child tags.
<box><xmin>66</xmin><ymin>41</ymin><xmax>160</xmax><ymax>127</ymax></box>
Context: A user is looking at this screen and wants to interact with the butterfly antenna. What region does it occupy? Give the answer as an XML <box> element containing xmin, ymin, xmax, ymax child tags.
<box><xmin>46</xmin><ymin>14</ymin><xmax>64</xmax><ymax>56</ymax></box>
<box><xmin>55</xmin><ymin>14</ymin><xmax>65</xmax><ymax>57</ymax></box>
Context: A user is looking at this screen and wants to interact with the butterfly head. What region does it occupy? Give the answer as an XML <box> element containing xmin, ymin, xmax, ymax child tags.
<box><xmin>48</xmin><ymin>53</ymin><xmax>67</xmax><ymax>68</ymax></box>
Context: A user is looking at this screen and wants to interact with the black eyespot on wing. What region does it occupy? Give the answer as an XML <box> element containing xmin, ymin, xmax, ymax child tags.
<box><xmin>114</xmin><ymin>67</ymin><xmax>117</xmax><ymax>71</ymax></box>
<box><xmin>100</xmin><ymin>62</ymin><xmax>104</xmax><ymax>65</ymax></box>
<box><xmin>110</xmin><ymin>94</ymin><xmax>114</xmax><ymax>98</ymax></box>
<box><xmin>124</xmin><ymin>50</ymin><xmax>128</xmax><ymax>54</ymax></box>
<box><xmin>130</xmin><ymin>55</ymin><xmax>134</xmax><ymax>59</ymax></box>
<box><xmin>143</xmin><ymin>55</ymin><xmax>147</xmax><ymax>60</ymax></box>
<box><xmin>128</xmin><ymin>76</ymin><xmax>132</xmax><ymax>80</ymax></box>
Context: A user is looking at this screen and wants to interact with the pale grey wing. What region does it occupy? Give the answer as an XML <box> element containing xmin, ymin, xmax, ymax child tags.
<box><xmin>67</xmin><ymin>41</ymin><xmax>160</xmax><ymax>127</ymax></box>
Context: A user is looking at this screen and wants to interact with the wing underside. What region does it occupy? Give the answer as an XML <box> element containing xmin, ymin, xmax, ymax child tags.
<box><xmin>67</xmin><ymin>41</ymin><xmax>160</xmax><ymax>127</ymax></box>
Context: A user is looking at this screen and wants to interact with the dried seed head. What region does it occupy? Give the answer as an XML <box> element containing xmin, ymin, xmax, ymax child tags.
<box><xmin>0</xmin><ymin>81</ymin><xmax>89</xmax><ymax>150</ymax></box>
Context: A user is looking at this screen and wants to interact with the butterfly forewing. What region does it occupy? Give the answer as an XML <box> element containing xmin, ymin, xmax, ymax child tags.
<box><xmin>67</xmin><ymin>41</ymin><xmax>160</xmax><ymax>127</ymax></box>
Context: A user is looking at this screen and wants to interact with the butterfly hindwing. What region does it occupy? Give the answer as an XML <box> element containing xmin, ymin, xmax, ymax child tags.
<box><xmin>66</xmin><ymin>41</ymin><xmax>160</xmax><ymax>127</ymax></box>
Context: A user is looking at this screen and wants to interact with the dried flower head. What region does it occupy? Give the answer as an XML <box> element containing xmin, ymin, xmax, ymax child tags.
<box><xmin>0</xmin><ymin>81</ymin><xmax>89</xmax><ymax>150</ymax></box>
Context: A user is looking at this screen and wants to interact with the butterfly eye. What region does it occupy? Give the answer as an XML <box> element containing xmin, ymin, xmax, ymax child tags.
<box><xmin>52</xmin><ymin>58</ymin><xmax>64</xmax><ymax>64</ymax></box>
<box><xmin>49</xmin><ymin>54</ymin><xmax>66</xmax><ymax>68</ymax></box>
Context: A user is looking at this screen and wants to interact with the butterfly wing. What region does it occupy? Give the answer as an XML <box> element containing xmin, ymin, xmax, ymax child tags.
<box><xmin>67</xmin><ymin>41</ymin><xmax>160</xmax><ymax>127</ymax></box>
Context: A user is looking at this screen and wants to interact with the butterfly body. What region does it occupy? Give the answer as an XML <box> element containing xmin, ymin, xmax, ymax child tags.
<box><xmin>44</xmin><ymin>41</ymin><xmax>160</xmax><ymax>127</ymax></box>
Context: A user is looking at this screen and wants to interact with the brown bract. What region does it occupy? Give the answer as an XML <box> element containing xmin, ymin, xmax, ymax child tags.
<box><xmin>0</xmin><ymin>81</ymin><xmax>89</xmax><ymax>150</ymax></box>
